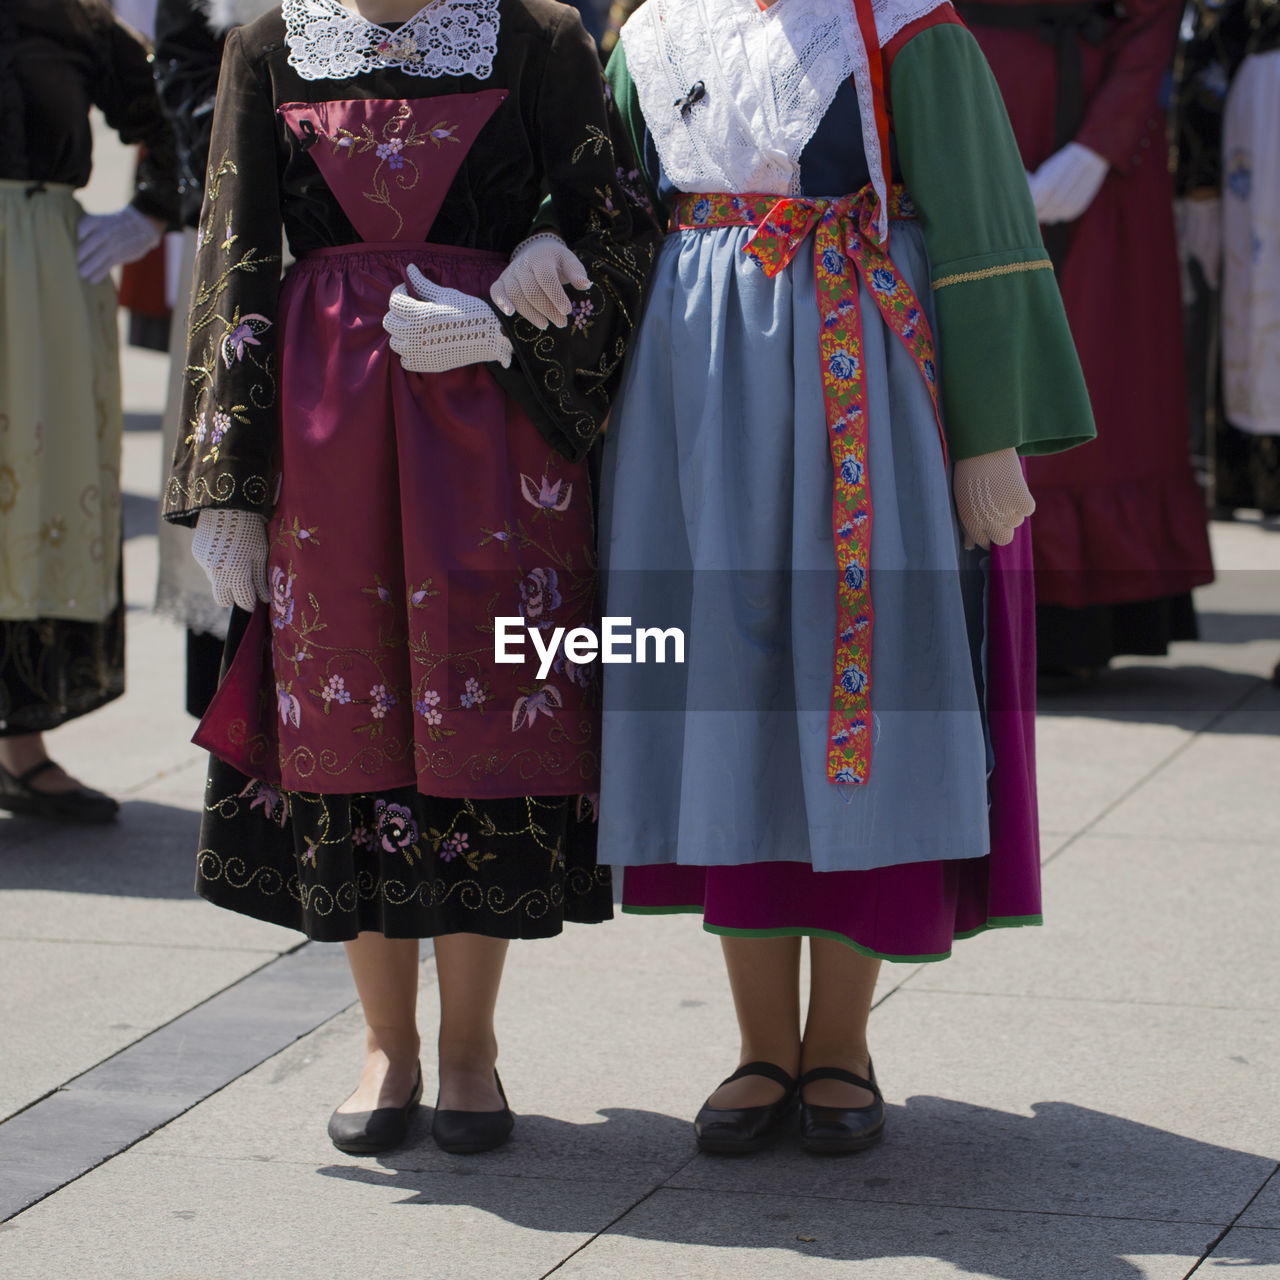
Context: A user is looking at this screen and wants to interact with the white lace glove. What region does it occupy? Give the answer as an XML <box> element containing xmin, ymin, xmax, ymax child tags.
<box><xmin>383</xmin><ymin>263</ymin><xmax>513</xmax><ymax>373</ymax></box>
<box><xmin>192</xmin><ymin>508</ymin><xmax>270</xmax><ymax>610</ymax></box>
<box><xmin>490</xmin><ymin>232</ymin><xmax>592</xmax><ymax>330</ymax></box>
<box><xmin>953</xmin><ymin>448</ymin><xmax>1036</xmax><ymax>551</ymax></box>
<box><xmin>1175</xmin><ymin>194</ymin><xmax>1222</xmax><ymax>291</ymax></box>
<box><xmin>76</xmin><ymin>205</ymin><xmax>164</xmax><ymax>285</ymax></box>
<box><xmin>1028</xmin><ymin>142</ymin><xmax>1109</xmax><ymax>225</ymax></box>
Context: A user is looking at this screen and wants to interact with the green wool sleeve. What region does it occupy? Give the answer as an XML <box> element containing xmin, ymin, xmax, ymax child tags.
<box><xmin>890</xmin><ymin>24</ymin><xmax>1095</xmax><ymax>460</ymax></box>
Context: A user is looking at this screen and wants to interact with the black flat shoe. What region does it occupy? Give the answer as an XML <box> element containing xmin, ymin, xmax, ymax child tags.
<box><xmin>431</xmin><ymin>1071</ymin><xmax>514</xmax><ymax>1155</ymax></box>
<box><xmin>694</xmin><ymin>1061</ymin><xmax>797</xmax><ymax>1155</ymax></box>
<box><xmin>327</xmin><ymin>1066</ymin><xmax>423</xmax><ymax>1155</ymax></box>
<box><xmin>799</xmin><ymin>1063</ymin><xmax>885</xmax><ymax>1155</ymax></box>
<box><xmin>0</xmin><ymin>760</ymin><xmax>119</xmax><ymax>824</ymax></box>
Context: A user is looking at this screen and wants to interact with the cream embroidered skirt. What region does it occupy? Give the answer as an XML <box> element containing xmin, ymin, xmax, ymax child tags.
<box><xmin>0</xmin><ymin>180</ymin><xmax>122</xmax><ymax>624</ymax></box>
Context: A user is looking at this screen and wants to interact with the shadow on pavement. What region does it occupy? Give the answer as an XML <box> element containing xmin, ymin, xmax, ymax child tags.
<box><xmin>1037</xmin><ymin>665</ymin><xmax>1279</xmax><ymax>731</ymax></box>
<box><xmin>316</xmin><ymin>1098</ymin><xmax>1278</xmax><ymax>1276</ymax></box>
<box><xmin>1197</xmin><ymin>611</ymin><xmax>1280</xmax><ymax>644</ymax></box>
<box><xmin>0</xmin><ymin>799</ymin><xmax>201</xmax><ymax>899</ymax></box>
<box><xmin>123</xmin><ymin>488</ymin><xmax>159</xmax><ymax>542</ymax></box>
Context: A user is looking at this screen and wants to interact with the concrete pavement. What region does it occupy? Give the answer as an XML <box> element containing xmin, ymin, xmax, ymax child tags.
<box><xmin>1</xmin><ymin>125</ymin><xmax>1278</xmax><ymax>1280</ymax></box>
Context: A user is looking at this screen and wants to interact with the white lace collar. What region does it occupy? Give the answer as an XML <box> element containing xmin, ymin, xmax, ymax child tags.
<box><xmin>284</xmin><ymin>0</ymin><xmax>500</xmax><ymax>82</ymax></box>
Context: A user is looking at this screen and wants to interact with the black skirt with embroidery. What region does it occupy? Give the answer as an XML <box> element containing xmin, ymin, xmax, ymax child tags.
<box><xmin>195</xmin><ymin>755</ymin><xmax>612</xmax><ymax>942</ymax></box>
<box><xmin>0</xmin><ymin>604</ymin><xmax>125</xmax><ymax>736</ymax></box>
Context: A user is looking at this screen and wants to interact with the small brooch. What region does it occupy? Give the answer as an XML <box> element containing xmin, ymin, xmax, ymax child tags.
<box><xmin>674</xmin><ymin>81</ymin><xmax>706</xmax><ymax>118</ymax></box>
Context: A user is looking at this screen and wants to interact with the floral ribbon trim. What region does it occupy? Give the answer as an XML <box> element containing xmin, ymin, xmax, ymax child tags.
<box><xmin>671</xmin><ymin>185</ymin><xmax>944</xmax><ymax>785</ymax></box>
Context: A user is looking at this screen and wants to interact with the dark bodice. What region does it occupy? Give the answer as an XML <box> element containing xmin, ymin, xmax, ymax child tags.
<box><xmin>0</xmin><ymin>0</ymin><xmax>178</xmax><ymax>222</ymax></box>
<box><xmin>227</xmin><ymin>4</ymin><xmax>611</xmax><ymax>257</ymax></box>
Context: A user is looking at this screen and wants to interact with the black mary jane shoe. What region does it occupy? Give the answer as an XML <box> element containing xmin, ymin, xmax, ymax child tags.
<box><xmin>799</xmin><ymin>1063</ymin><xmax>885</xmax><ymax>1156</ymax></box>
<box><xmin>327</xmin><ymin>1066</ymin><xmax>423</xmax><ymax>1155</ymax></box>
<box><xmin>694</xmin><ymin>1061</ymin><xmax>798</xmax><ymax>1156</ymax></box>
<box><xmin>0</xmin><ymin>759</ymin><xmax>119</xmax><ymax>825</ymax></box>
<box><xmin>431</xmin><ymin>1071</ymin><xmax>515</xmax><ymax>1155</ymax></box>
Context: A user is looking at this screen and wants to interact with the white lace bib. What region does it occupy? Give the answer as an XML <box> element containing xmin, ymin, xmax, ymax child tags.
<box><xmin>284</xmin><ymin>0</ymin><xmax>500</xmax><ymax>81</ymax></box>
<box><xmin>621</xmin><ymin>0</ymin><xmax>948</xmax><ymax>237</ymax></box>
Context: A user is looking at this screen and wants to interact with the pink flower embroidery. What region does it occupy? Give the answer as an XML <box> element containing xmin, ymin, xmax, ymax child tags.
<box><xmin>239</xmin><ymin>779</ymin><xmax>287</xmax><ymax>826</ymax></box>
<box><xmin>276</xmin><ymin>682</ymin><xmax>301</xmax><ymax>728</ymax></box>
<box><xmin>369</xmin><ymin>684</ymin><xmax>396</xmax><ymax>720</ymax></box>
<box><xmin>270</xmin><ymin>565</ymin><xmax>295</xmax><ymax>630</ymax></box>
<box><xmin>438</xmin><ymin>831</ymin><xmax>469</xmax><ymax>862</ymax></box>
<box><xmin>321</xmin><ymin>674</ymin><xmax>351</xmax><ymax>705</ymax></box>
<box><xmin>511</xmin><ymin>683</ymin><xmax>562</xmax><ymax>732</ymax></box>
<box><xmin>220</xmin><ymin>313</ymin><xmax>271</xmax><ymax>368</ymax></box>
<box><xmin>210</xmin><ymin>411</ymin><xmax>231</xmax><ymax>447</ymax></box>
<box><xmin>520</xmin><ymin>474</ymin><xmax>573</xmax><ymax>512</ymax></box>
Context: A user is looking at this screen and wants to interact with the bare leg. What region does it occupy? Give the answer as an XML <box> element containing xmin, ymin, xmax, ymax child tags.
<box><xmin>335</xmin><ymin>933</ymin><xmax>422</xmax><ymax>1113</ymax></box>
<box><xmin>0</xmin><ymin>733</ymin><xmax>92</xmax><ymax>795</ymax></box>
<box><xmin>800</xmin><ymin>937</ymin><xmax>880</xmax><ymax>1108</ymax></box>
<box><xmin>434</xmin><ymin>933</ymin><xmax>509</xmax><ymax>1111</ymax></box>
<box><xmin>706</xmin><ymin>935</ymin><xmax>803</xmax><ymax>1108</ymax></box>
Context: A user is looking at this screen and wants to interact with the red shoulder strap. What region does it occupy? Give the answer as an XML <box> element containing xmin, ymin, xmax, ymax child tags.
<box><xmin>883</xmin><ymin>2</ymin><xmax>967</xmax><ymax>82</ymax></box>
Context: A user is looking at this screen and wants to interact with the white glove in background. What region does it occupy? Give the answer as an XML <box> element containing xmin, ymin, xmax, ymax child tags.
<box><xmin>192</xmin><ymin>508</ymin><xmax>270</xmax><ymax>611</ymax></box>
<box><xmin>77</xmin><ymin>205</ymin><xmax>164</xmax><ymax>285</ymax></box>
<box><xmin>953</xmin><ymin>448</ymin><xmax>1036</xmax><ymax>551</ymax></box>
<box><xmin>1174</xmin><ymin>194</ymin><xmax>1223</xmax><ymax>291</ymax></box>
<box><xmin>1028</xmin><ymin>142</ymin><xmax>1109</xmax><ymax>225</ymax></box>
<box><xmin>490</xmin><ymin>232</ymin><xmax>591</xmax><ymax>330</ymax></box>
<box><xmin>383</xmin><ymin>263</ymin><xmax>514</xmax><ymax>373</ymax></box>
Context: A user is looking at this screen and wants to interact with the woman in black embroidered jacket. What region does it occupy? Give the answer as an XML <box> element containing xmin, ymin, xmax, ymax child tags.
<box><xmin>165</xmin><ymin>0</ymin><xmax>657</xmax><ymax>1153</ymax></box>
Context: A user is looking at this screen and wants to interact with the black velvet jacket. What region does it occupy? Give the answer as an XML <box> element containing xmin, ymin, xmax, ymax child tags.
<box><xmin>164</xmin><ymin>0</ymin><xmax>660</xmax><ymax>526</ymax></box>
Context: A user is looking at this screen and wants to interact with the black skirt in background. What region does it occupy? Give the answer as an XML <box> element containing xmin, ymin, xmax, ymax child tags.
<box><xmin>0</xmin><ymin>601</ymin><xmax>125</xmax><ymax>736</ymax></box>
<box><xmin>1036</xmin><ymin>593</ymin><xmax>1199</xmax><ymax>673</ymax></box>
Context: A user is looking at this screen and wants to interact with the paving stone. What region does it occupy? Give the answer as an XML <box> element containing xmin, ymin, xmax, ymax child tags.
<box><xmin>670</xmin><ymin>991</ymin><xmax>1280</xmax><ymax>1225</ymax></box>
<box><xmin>907</xmin><ymin>835</ymin><xmax>1280</xmax><ymax>1011</ymax></box>
<box><xmin>1199</xmin><ymin>1227</ymin><xmax>1280</xmax><ymax>1274</ymax></box>
<box><xmin>552</xmin><ymin>1187</ymin><xmax>1215</xmax><ymax>1280</ymax></box>
<box><xmin>1239</xmin><ymin>1173</ymin><xmax>1280</xmax><ymax>1229</ymax></box>
<box><xmin>0</xmin><ymin>939</ymin><xmax>279</xmax><ymax>1126</ymax></box>
<box><xmin>0</xmin><ymin>946</ymin><xmax>354</xmax><ymax>1219</ymax></box>
<box><xmin>1092</xmin><ymin>686</ymin><xmax>1280</xmax><ymax>844</ymax></box>
<box><xmin>1032</xmin><ymin>716</ymin><xmax>1193</xmax><ymax>835</ymax></box>
<box><xmin>0</xmin><ymin>776</ymin><xmax>292</xmax><ymax>952</ymax></box>
<box><xmin>2</xmin><ymin>1148</ymin><xmax>650</xmax><ymax>1280</ymax></box>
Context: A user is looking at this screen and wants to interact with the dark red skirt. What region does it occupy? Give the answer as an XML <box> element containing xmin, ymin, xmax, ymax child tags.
<box><xmin>195</xmin><ymin>242</ymin><xmax>601</xmax><ymax>800</ymax></box>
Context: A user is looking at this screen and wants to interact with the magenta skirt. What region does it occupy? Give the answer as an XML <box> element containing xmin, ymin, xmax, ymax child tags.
<box><xmin>621</xmin><ymin>527</ymin><xmax>1041</xmax><ymax>961</ymax></box>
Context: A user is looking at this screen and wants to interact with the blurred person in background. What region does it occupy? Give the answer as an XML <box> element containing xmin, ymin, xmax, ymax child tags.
<box><xmin>958</xmin><ymin>0</ymin><xmax>1216</xmax><ymax>683</ymax></box>
<box><xmin>0</xmin><ymin>0</ymin><xmax>178</xmax><ymax>822</ymax></box>
<box><xmin>1175</xmin><ymin>0</ymin><xmax>1280</xmax><ymax>515</ymax></box>
<box><xmin>152</xmin><ymin>0</ymin><xmax>276</xmax><ymax>718</ymax></box>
